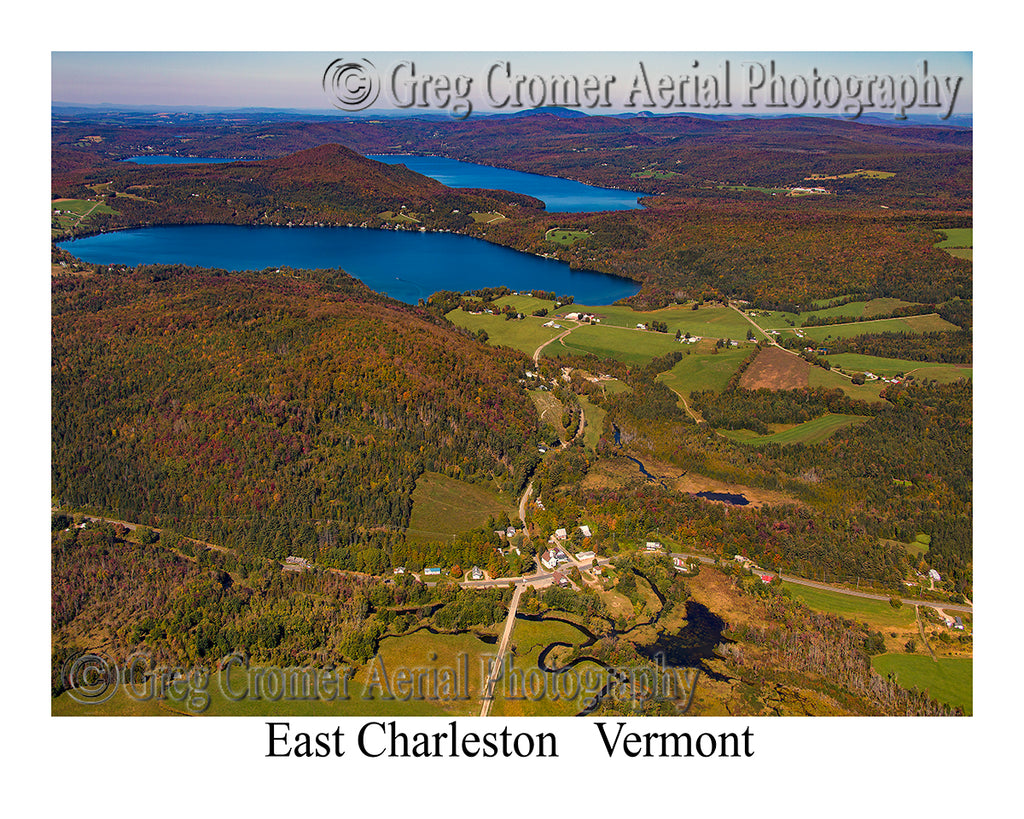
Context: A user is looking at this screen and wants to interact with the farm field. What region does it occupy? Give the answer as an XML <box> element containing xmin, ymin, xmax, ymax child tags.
<box><xmin>51</xmin><ymin>198</ymin><xmax>118</xmax><ymax>233</ymax></box>
<box><xmin>935</xmin><ymin>228</ymin><xmax>973</xmax><ymax>261</ymax></box>
<box><xmin>758</xmin><ymin>299</ymin><xmax>931</xmax><ymax>328</ymax></box>
<box><xmin>656</xmin><ymin>344</ymin><xmax>750</xmax><ymax>397</ymax></box>
<box><xmin>738</xmin><ymin>346</ymin><xmax>809</xmax><ymax>390</ymax></box>
<box><xmin>492</xmin><ymin>294</ymin><xmax>557</xmax><ymax>313</ymax></box>
<box><xmin>785</xmin><ymin>583</ymin><xmax>916</xmax><ymax>630</ymax></box>
<box><xmin>470</xmin><ymin>211</ymin><xmax>507</xmax><ymax>224</ymax></box>
<box><xmin>871</xmin><ymin>654</ymin><xmax>972</xmax><ymax>714</ymax></box>
<box><xmin>565</xmin><ymin>303</ymin><xmax>761</xmax><ymax>341</ymax></box>
<box><xmin>796</xmin><ymin>314</ymin><xmax>959</xmax><ymax>342</ymax></box>
<box><xmin>578</xmin><ymin>395</ymin><xmax>607</xmax><ymax>450</ymax></box>
<box><xmin>407</xmin><ymin>472</ymin><xmax>517</xmax><ymax>544</ymax></box>
<box><xmin>547</xmin><ymin>323</ymin><xmax>683</xmax><ymax>365</ymax></box>
<box><xmin>544</xmin><ymin>228</ymin><xmax>591</xmax><ymax>246</ymax></box>
<box><xmin>807</xmin><ymin>366</ymin><xmax>887</xmax><ymax>401</ymax></box>
<box><xmin>825</xmin><ymin>353</ymin><xmax>972</xmax><ymax>383</ymax></box>
<box><xmin>720</xmin><ymin>413</ymin><xmax>871</xmax><ymax>446</ymax></box>
<box><xmin>806</xmin><ymin>169</ymin><xmax>895</xmax><ymax>180</ymax></box>
<box><xmin>446</xmin><ymin>309</ymin><xmax>564</xmax><ymax>356</ymax></box>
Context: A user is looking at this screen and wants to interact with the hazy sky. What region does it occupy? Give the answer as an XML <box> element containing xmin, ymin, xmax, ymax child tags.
<box><xmin>52</xmin><ymin>52</ymin><xmax>972</xmax><ymax>118</ymax></box>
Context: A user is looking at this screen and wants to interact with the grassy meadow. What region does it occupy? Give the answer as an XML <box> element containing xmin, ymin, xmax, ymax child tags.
<box><xmin>720</xmin><ymin>413</ymin><xmax>870</xmax><ymax>446</ymax></box>
<box><xmin>784</xmin><ymin>583</ymin><xmax>917</xmax><ymax>630</ymax></box>
<box><xmin>825</xmin><ymin>353</ymin><xmax>972</xmax><ymax>383</ymax></box>
<box><xmin>871</xmin><ymin>654</ymin><xmax>972</xmax><ymax>714</ymax></box>
<box><xmin>407</xmin><ymin>472</ymin><xmax>517</xmax><ymax>543</ymax></box>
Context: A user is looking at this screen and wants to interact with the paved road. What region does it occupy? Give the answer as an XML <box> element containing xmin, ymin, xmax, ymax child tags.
<box><xmin>479</xmin><ymin>582</ymin><xmax>525</xmax><ymax>717</ymax></box>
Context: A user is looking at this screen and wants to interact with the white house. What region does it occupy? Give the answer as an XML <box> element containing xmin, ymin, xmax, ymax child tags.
<box><xmin>578</xmin><ymin>525</ymin><xmax>592</xmax><ymax>538</ymax></box>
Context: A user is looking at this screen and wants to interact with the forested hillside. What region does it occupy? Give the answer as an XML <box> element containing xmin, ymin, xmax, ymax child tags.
<box><xmin>52</xmin><ymin>264</ymin><xmax>538</xmax><ymax>571</ymax></box>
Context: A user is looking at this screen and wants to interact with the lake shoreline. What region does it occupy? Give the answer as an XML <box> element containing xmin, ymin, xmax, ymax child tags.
<box><xmin>57</xmin><ymin>222</ymin><xmax>642</xmax><ymax>306</ymax></box>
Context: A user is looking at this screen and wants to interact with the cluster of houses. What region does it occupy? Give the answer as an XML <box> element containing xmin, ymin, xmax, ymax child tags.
<box><xmin>282</xmin><ymin>555</ymin><xmax>314</xmax><ymax>573</ymax></box>
<box><xmin>540</xmin><ymin>545</ymin><xmax>571</xmax><ymax>571</ymax></box>
<box><xmin>559</xmin><ymin>312</ymin><xmax>600</xmax><ymax>323</ymax></box>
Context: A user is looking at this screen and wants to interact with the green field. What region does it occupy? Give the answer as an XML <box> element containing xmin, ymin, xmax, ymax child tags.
<box><xmin>578</xmin><ymin>395</ymin><xmax>607</xmax><ymax>450</ymax></box>
<box><xmin>785</xmin><ymin>583</ymin><xmax>916</xmax><ymax>630</ymax></box>
<box><xmin>656</xmin><ymin>344</ymin><xmax>750</xmax><ymax>397</ymax></box>
<box><xmin>935</xmin><ymin>228</ymin><xmax>973</xmax><ymax>249</ymax></box>
<box><xmin>797</xmin><ymin>313</ymin><xmax>959</xmax><ymax>342</ymax></box>
<box><xmin>807</xmin><ymin>366</ymin><xmax>887</xmax><ymax>402</ymax></box>
<box><xmin>490</xmin><ymin>616</ymin><xmax>599</xmax><ymax>717</ymax></box>
<box><xmin>470</xmin><ymin>211</ymin><xmax>507</xmax><ymax>224</ymax></box>
<box><xmin>407</xmin><ymin>472</ymin><xmax>517</xmax><ymax>543</ymax></box>
<box><xmin>807</xmin><ymin>169</ymin><xmax>895</xmax><ymax>180</ymax></box>
<box><xmin>935</xmin><ymin>228</ymin><xmax>972</xmax><ymax>261</ymax></box>
<box><xmin>720</xmin><ymin>413</ymin><xmax>870</xmax><ymax>446</ymax></box>
<box><xmin>825</xmin><ymin>353</ymin><xmax>972</xmax><ymax>384</ymax></box>
<box><xmin>446</xmin><ymin>309</ymin><xmax>565</xmax><ymax>356</ymax></box>
<box><xmin>493</xmin><ymin>294</ymin><xmax>557</xmax><ymax>313</ymax></box>
<box><xmin>871</xmin><ymin>654</ymin><xmax>972</xmax><ymax>714</ymax></box>
<box><xmin>545</xmin><ymin>228</ymin><xmax>591</xmax><ymax>247</ymax></box>
<box><xmin>568</xmin><ymin>303</ymin><xmax>761</xmax><ymax>341</ymax></box>
<box><xmin>378</xmin><ymin>210</ymin><xmax>420</xmax><ymax>223</ymax></box>
<box><xmin>550</xmin><ymin>324</ymin><xmax>684</xmax><ymax>365</ymax></box>
<box><xmin>632</xmin><ymin>169</ymin><xmax>681</xmax><ymax>179</ymax></box>
<box><xmin>51</xmin><ymin>198</ymin><xmax>118</xmax><ymax>232</ymax></box>
<box><xmin>717</xmin><ymin>184</ymin><xmax>793</xmax><ymax>194</ymax></box>
<box><xmin>759</xmin><ymin>298</ymin><xmax>927</xmax><ymax>328</ymax></box>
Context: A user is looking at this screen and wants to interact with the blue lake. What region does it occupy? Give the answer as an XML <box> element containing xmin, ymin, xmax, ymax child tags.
<box><xmin>121</xmin><ymin>153</ymin><xmax>642</xmax><ymax>212</ymax></box>
<box><xmin>123</xmin><ymin>156</ymin><xmax>240</xmax><ymax>165</ymax></box>
<box><xmin>368</xmin><ymin>155</ymin><xmax>642</xmax><ymax>213</ymax></box>
<box><xmin>57</xmin><ymin>225</ymin><xmax>640</xmax><ymax>305</ymax></box>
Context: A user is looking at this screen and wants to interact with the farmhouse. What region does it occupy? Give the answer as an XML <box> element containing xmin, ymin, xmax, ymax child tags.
<box><xmin>645</xmin><ymin>541</ymin><xmax>662</xmax><ymax>552</ymax></box>
<box><xmin>283</xmin><ymin>556</ymin><xmax>313</xmax><ymax>572</ymax></box>
<box><xmin>470</xmin><ymin>566</ymin><xmax>484</xmax><ymax>581</ymax></box>
<box><xmin>540</xmin><ymin>550</ymin><xmax>558</xmax><ymax>571</ymax></box>
<box><xmin>554</xmin><ymin>528</ymin><xmax>568</xmax><ymax>540</ymax></box>
<box><xmin>579</xmin><ymin>525</ymin><xmax>592</xmax><ymax>538</ymax></box>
